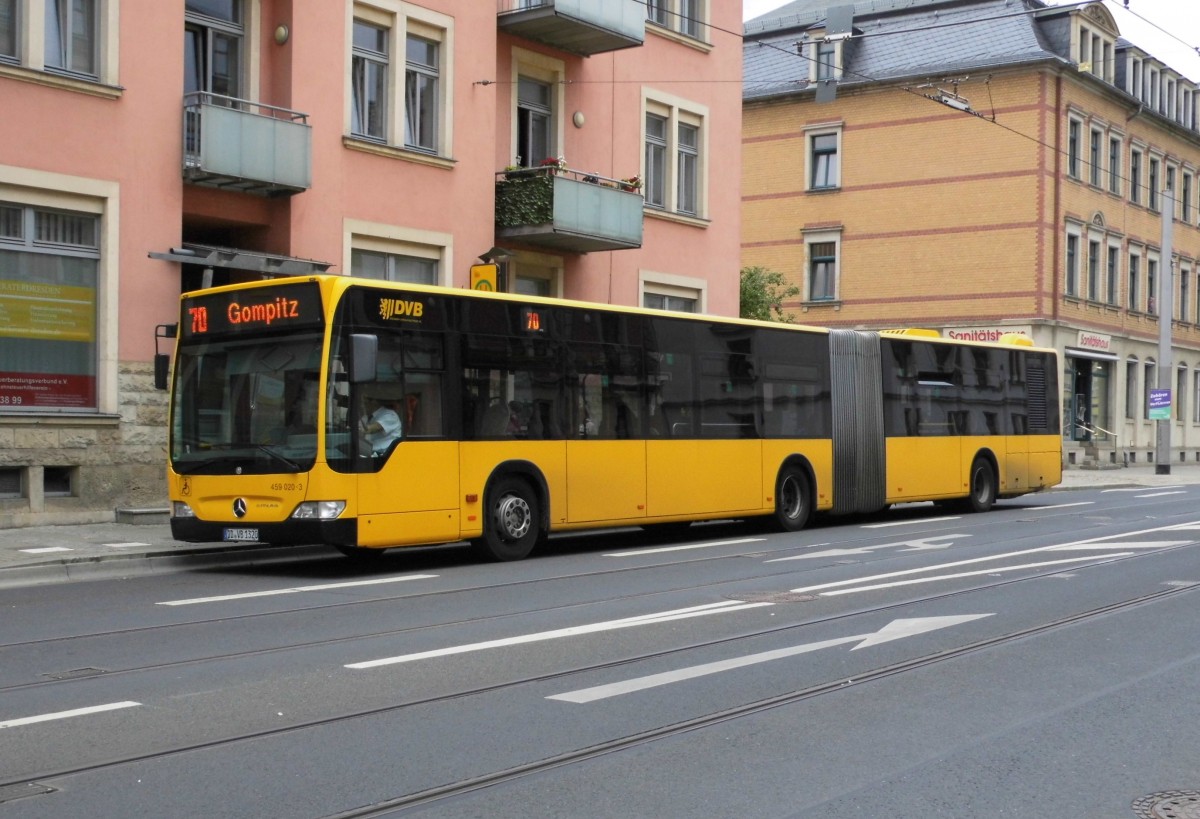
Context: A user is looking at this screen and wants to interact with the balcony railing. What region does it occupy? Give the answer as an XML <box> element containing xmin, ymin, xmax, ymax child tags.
<box><xmin>495</xmin><ymin>167</ymin><xmax>643</xmax><ymax>253</ymax></box>
<box><xmin>496</xmin><ymin>0</ymin><xmax>644</xmax><ymax>56</ymax></box>
<box><xmin>183</xmin><ymin>92</ymin><xmax>312</xmax><ymax>196</ymax></box>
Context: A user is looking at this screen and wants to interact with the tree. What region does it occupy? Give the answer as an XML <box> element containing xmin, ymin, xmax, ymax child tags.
<box><xmin>740</xmin><ymin>266</ymin><xmax>800</xmax><ymax>323</ymax></box>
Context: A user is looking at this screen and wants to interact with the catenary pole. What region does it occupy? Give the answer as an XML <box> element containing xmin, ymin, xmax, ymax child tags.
<box><xmin>1156</xmin><ymin>183</ymin><xmax>1174</xmax><ymax>475</ymax></box>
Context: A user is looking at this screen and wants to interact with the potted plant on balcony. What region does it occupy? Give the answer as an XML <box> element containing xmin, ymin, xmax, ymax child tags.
<box><xmin>539</xmin><ymin>155</ymin><xmax>567</xmax><ymax>175</ymax></box>
<box><xmin>619</xmin><ymin>174</ymin><xmax>643</xmax><ymax>193</ymax></box>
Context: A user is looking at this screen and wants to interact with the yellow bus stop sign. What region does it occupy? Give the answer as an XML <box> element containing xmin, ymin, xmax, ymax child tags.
<box><xmin>470</xmin><ymin>264</ymin><xmax>498</xmax><ymax>291</ymax></box>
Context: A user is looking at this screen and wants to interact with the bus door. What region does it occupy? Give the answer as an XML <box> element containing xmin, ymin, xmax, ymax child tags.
<box><xmin>566</xmin><ymin>346</ymin><xmax>646</xmax><ymax>524</ymax></box>
<box><xmin>350</xmin><ymin>332</ymin><xmax>460</xmax><ymax>547</ymax></box>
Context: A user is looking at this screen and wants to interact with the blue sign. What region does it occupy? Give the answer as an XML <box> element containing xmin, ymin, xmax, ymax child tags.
<box><xmin>1148</xmin><ymin>389</ymin><xmax>1171</xmax><ymax>420</ymax></box>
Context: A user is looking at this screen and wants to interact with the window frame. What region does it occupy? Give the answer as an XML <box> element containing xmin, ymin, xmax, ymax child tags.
<box><xmin>803</xmin><ymin>229</ymin><xmax>841</xmax><ymax>304</ymax></box>
<box><xmin>640</xmin><ymin>270</ymin><xmax>706</xmax><ymax>314</ymax></box>
<box><xmin>642</xmin><ymin>90</ymin><xmax>708</xmax><ymax>221</ymax></box>
<box><xmin>806</xmin><ymin>124</ymin><xmax>841</xmax><ymax>191</ymax></box>
<box><xmin>343</xmin><ymin>218</ymin><xmax>451</xmax><ymax>289</ymax></box>
<box><xmin>346</xmin><ymin>2</ymin><xmax>454</xmax><ymax>161</ymax></box>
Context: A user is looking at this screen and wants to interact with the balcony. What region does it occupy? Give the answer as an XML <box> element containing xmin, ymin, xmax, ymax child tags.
<box><xmin>183</xmin><ymin>92</ymin><xmax>312</xmax><ymax>196</ymax></box>
<box><xmin>496</xmin><ymin>0</ymin><xmax>644</xmax><ymax>56</ymax></box>
<box><xmin>495</xmin><ymin>167</ymin><xmax>644</xmax><ymax>253</ymax></box>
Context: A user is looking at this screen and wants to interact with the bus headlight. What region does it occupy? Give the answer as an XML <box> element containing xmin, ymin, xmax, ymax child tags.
<box><xmin>291</xmin><ymin>501</ymin><xmax>346</xmax><ymax>520</ymax></box>
<box><xmin>173</xmin><ymin>502</ymin><xmax>196</xmax><ymax>518</ymax></box>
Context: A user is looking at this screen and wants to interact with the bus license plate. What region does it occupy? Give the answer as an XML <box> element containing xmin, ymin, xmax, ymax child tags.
<box><xmin>224</xmin><ymin>528</ymin><xmax>259</xmax><ymax>542</ymax></box>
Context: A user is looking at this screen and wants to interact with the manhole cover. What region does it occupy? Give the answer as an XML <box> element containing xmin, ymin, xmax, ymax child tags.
<box><xmin>1132</xmin><ymin>791</ymin><xmax>1200</xmax><ymax>819</ymax></box>
<box><xmin>727</xmin><ymin>592</ymin><xmax>816</xmax><ymax>604</ymax></box>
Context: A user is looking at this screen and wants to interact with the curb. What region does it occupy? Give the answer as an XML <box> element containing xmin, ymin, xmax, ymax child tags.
<box><xmin>0</xmin><ymin>543</ymin><xmax>335</xmax><ymax>590</ymax></box>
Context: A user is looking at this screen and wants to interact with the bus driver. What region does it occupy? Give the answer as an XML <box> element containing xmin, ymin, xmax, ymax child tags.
<box><xmin>361</xmin><ymin>395</ymin><xmax>402</xmax><ymax>455</ymax></box>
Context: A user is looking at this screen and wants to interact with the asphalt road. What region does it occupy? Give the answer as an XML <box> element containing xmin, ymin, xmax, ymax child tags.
<box><xmin>2</xmin><ymin>483</ymin><xmax>1199</xmax><ymax>818</ymax></box>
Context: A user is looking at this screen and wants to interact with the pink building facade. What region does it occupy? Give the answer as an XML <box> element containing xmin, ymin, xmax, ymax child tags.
<box><xmin>0</xmin><ymin>0</ymin><xmax>742</xmax><ymax>526</ymax></box>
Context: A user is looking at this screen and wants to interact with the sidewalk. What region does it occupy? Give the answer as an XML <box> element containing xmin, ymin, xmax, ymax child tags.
<box><xmin>2</xmin><ymin>464</ymin><xmax>1199</xmax><ymax>587</ymax></box>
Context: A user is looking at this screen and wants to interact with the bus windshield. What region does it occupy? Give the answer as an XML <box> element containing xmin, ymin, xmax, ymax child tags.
<box><xmin>170</xmin><ymin>333</ymin><xmax>325</xmax><ymax>475</ymax></box>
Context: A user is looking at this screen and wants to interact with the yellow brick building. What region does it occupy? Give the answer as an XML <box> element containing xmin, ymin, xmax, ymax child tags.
<box><xmin>743</xmin><ymin>0</ymin><xmax>1200</xmax><ymax>467</ymax></box>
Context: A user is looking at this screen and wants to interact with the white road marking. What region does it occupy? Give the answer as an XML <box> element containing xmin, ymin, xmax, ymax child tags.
<box><xmin>346</xmin><ymin>601</ymin><xmax>773</xmax><ymax>669</ymax></box>
<box><xmin>1136</xmin><ymin>491</ymin><xmax>1188</xmax><ymax>498</ymax></box>
<box><xmin>1048</xmin><ymin>541</ymin><xmax>1190</xmax><ymax>551</ymax></box>
<box><xmin>817</xmin><ymin>555</ymin><xmax>1128</xmax><ymax>596</ymax></box>
<box><xmin>548</xmin><ymin>614</ymin><xmax>992</xmax><ymax>703</ymax></box>
<box><xmin>1103</xmin><ymin>486</ymin><xmax>1183</xmax><ymax>492</ymax></box>
<box><xmin>18</xmin><ymin>547</ymin><xmax>72</xmax><ymax>554</ymax></box>
<box><xmin>767</xmin><ymin>534</ymin><xmax>967</xmax><ymax>563</ymax></box>
<box><xmin>605</xmin><ymin>537</ymin><xmax>766</xmax><ymax>557</ymax></box>
<box><xmin>157</xmin><ymin>574</ymin><xmax>437</xmax><ymax>606</ymax></box>
<box><xmin>104</xmin><ymin>542</ymin><xmax>151</xmax><ymax>549</ymax></box>
<box><xmin>1029</xmin><ymin>502</ymin><xmax>1095</xmax><ymax>510</ymax></box>
<box><xmin>0</xmin><ymin>701</ymin><xmax>140</xmax><ymax>729</ymax></box>
<box><xmin>861</xmin><ymin>515</ymin><xmax>960</xmax><ymax>528</ymax></box>
<box><xmin>788</xmin><ymin>520</ymin><xmax>1200</xmax><ymax>596</ymax></box>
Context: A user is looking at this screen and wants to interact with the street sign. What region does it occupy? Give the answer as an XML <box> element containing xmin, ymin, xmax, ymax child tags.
<box><xmin>1149</xmin><ymin>388</ymin><xmax>1171</xmax><ymax>420</ymax></box>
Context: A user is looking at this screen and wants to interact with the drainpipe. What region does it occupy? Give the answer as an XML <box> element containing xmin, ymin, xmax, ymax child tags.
<box><xmin>1051</xmin><ymin>71</ymin><xmax>1062</xmax><ymax>326</ymax></box>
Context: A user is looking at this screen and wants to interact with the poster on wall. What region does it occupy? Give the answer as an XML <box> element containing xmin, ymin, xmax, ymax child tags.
<box><xmin>0</xmin><ymin>279</ymin><xmax>96</xmax><ymax>409</ymax></box>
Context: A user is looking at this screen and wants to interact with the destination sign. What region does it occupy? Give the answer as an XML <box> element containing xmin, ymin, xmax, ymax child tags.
<box><xmin>180</xmin><ymin>282</ymin><xmax>324</xmax><ymax>339</ymax></box>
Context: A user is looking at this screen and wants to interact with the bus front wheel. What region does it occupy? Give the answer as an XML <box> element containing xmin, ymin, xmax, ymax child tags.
<box><xmin>965</xmin><ymin>457</ymin><xmax>996</xmax><ymax>513</ymax></box>
<box><xmin>773</xmin><ymin>467</ymin><xmax>811</xmax><ymax>532</ymax></box>
<box><xmin>476</xmin><ymin>476</ymin><xmax>540</xmax><ymax>561</ymax></box>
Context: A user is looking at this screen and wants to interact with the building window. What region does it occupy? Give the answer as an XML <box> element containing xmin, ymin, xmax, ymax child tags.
<box><xmin>1167</xmin><ymin>166</ymin><xmax>1177</xmax><ymax>218</ymax></box>
<box><xmin>1087</xmin><ymin>239</ymin><xmax>1100</xmax><ymax>301</ymax></box>
<box><xmin>185</xmin><ymin>0</ymin><xmax>242</xmax><ymax>98</ymax></box>
<box><xmin>1144</xmin><ymin>361</ymin><xmax>1156</xmax><ymax>417</ymax></box>
<box><xmin>646</xmin><ymin>0</ymin><xmax>705</xmax><ymax>41</ymax></box>
<box><xmin>1089</xmin><ymin>128</ymin><xmax>1102</xmax><ymax>187</ymax></box>
<box><xmin>1149</xmin><ymin>157</ymin><xmax>1160</xmax><ymax>211</ymax></box>
<box><xmin>1067</xmin><ymin>119</ymin><xmax>1081</xmax><ymax>179</ymax></box>
<box><xmin>677</xmin><ymin>122</ymin><xmax>698</xmax><ymax>215</ymax></box>
<box><xmin>806</xmin><ymin>238</ymin><xmax>838</xmax><ymax>302</ymax></box>
<box><xmin>1129</xmin><ymin>251</ymin><xmax>1141</xmax><ymax>311</ymax></box>
<box><xmin>1184</xmin><ymin>172</ymin><xmax>1193</xmax><ymax>223</ymax></box>
<box><xmin>404</xmin><ymin>34</ymin><xmax>438</xmax><ymax>152</ymax></box>
<box><xmin>1193</xmin><ymin>370</ymin><xmax>1200</xmax><ymax>423</ymax></box>
<box><xmin>1130</xmin><ymin>148</ymin><xmax>1142</xmax><ymax>205</ymax></box>
<box><xmin>815</xmin><ymin>40</ymin><xmax>836</xmax><ymax>81</ymax></box>
<box><xmin>1065</xmin><ymin>231</ymin><xmax>1079</xmax><ymax>296</ymax></box>
<box><xmin>517</xmin><ymin>76</ymin><xmax>554</xmax><ymax>167</ymax></box>
<box><xmin>348</xmin><ymin>5</ymin><xmax>452</xmax><ymax>157</ymax></box>
<box><xmin>1148</xmin><ymin>257</ymin><xmax>1158</xmax><ymax>315</ymax></box>
<box><xmin>1106</xmin><ymin>243</ymin><xmax>1120</xmax><ymax>307</ymax></box>
<box><xmin>0</xmin><ymin>202</ymin><xmax>99</xmax><ymax>413</ymax></box>
<box><xmin>45</xmin><ymin>0</ymin><xmax>98</xmax><ymax>78</ymax></box>
<box><xmin>1177</xmin><ymin>366</ymin><xmax>1186</xmax><ymax>420</ymax></box>
<box><xmin>1181</xmin><ymin>265</ymin><xmax>1190</xmax><ymax>323</ymax></box>
<box><xmin>644</xmin><ymin>291</ymin><xmax>696</xmax><ymax>312</ymax></box>
<box><xmin>1108</xmin><ymin>136</ymin><xmax>1122</xmax><ymax>195</ymax></box>
<box><xmin>643</xmin><ymin>93</ymin><xmax>707</xmax><ymax>219</ymax></box>
<box><xmin>808</xmin><ymin>129</ymin><xmax>840</xmax><ymax>190</ymax></box>
<box><xmin>1126</xmin><ymin>358</ymin><xmax>1138</xmax><ymax>420</ymax></box>
<box><xmin>0</xmin><ymin>0</ymin><xmax>16</xmax><ymax>62</ymax></box>
<box><xmin>351</xmin><ymin>248</ymin><xmax>437</xmax><ymax>284</ymax></box>
<box><xmin>645</xmin><ymin>113</ymin><xmax>667</xmax><ymax>208</ymax></box>
<box><xmin>642</xmin><ymin>274</ymin><xmax>704</xmax><ymax>313</ymax></box>
<box><xmin>351</xmin><ymin>20</ymin><xmax>388</xmax><ymax>141</ymax></box>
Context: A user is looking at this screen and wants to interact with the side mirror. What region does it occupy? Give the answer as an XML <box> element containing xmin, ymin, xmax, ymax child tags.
<box><xmin>153</xmin><ymin>354</ymin><xmax>171</xmax><ymax>390</ymax></box>
<box><xmin>347</xmin><ymin>334</ymin><xmax>378</xmax><ymax>384</ymax></box>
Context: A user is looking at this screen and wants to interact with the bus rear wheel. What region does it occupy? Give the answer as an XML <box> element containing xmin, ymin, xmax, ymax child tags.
<box><xmin>773</xmin><ymin>467</ymin><xmax>811</xmax><ymax>532</ymax></box>
<box><xmin>476</xmin><ymin>476</ymin><xmax>540</xmax><ymax>561</ymax></box>
<box><xmin>965</xmin><ymin>457</ymin><xmax>996</xmax><ymax>513</ymax></box>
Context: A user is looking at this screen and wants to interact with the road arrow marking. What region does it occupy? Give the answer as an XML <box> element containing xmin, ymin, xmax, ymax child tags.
<box><xmin>768</xmin><ymin>534</ymin><xmax>966</xmax><ymax>563</ymax></box>
<box><xmin>346</xmin><ymin>601</ymin><xmax>773</xmax><ymax>669</ymax></box>
<box><xmin>862</xmin><ymin>515</ymin><xmax>960</xmax><ymax>528</ymax></box>
<box><xmin>605</xmin><ymin>537</ymin><xmax>766</xmax><ymax>557</ymax></box>
<box><xmin>547</xmin><ymin>614</ymin><xmax>992</xmax><ymax>703</ymax></box>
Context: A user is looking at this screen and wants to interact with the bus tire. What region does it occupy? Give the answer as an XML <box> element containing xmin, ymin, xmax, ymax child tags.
<box><xmin>477</xmin><ymin>476</ymin><xmax>540</xmax><ymax>561</ymax></box>
<box><xmin>773</xmin><ymin>467</ymin><xmax>811</xmax><ymax>532</ymax></box>
<box><xmin>965</xmin><ymin>457</ymin><xmax>996</xmax><ymax>513</ymax></box>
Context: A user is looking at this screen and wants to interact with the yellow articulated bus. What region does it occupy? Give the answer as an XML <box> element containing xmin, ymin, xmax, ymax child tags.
<box><xmin>166</xmin><ymin>275</ymin><xmax>1062</xmax><ymax>561</ymax></box>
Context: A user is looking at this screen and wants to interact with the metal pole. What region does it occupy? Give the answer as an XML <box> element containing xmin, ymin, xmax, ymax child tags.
<box><xmin>1156</xmin><ymin>183</ymin><xmax>1174</xmax><ymax>475</ymax></box>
